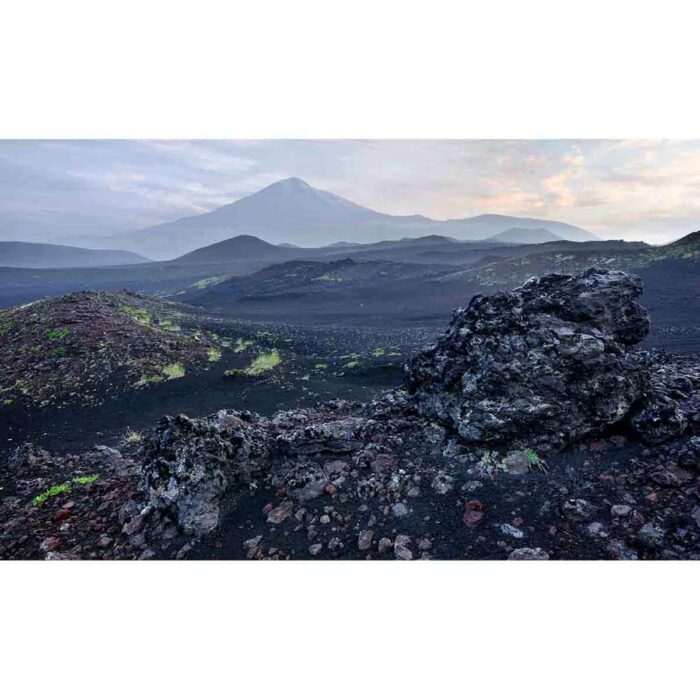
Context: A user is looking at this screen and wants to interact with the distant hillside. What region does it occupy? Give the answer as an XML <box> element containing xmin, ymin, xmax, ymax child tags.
<box><xmin>181</xmin><ymin>257</ymin><xmax>456</xmax><ymax>315</ymax></box>
<box><xmin>0</xmin><ymin>241</ymin><xmax>149</xmax><ymax>268</ymax></box>
<box><xmin>668</xmin><ymin>230</ymin><xmax>700</xmax><ymax>247</ymax></box>
<box><xmin>173</xmin><ymin>234</ymin><xmax>292</xmax><ymax>265</ymax></box>
<box><xmin>486</xmin><ymin>227</ymin><xmax>563</xmax><ymax>244</ymax></box>
<box><xmin>191</xmin><ymin>257</ymin><xmax>450</xmax><ymax>297</ymax></box>
<box><xmin>176</xmin><ymin>235</ymin><xmax>698</xmax><ymax>345</ymax></box>
<box><xmin>105</xmin><ymin>177</ymin><xmax>599</xmax><ymax>258</ymax></box>
<box><xmin>442</xmin><ymin>214</ymin><xmax>595</xmax><ymax>243</ymax></box>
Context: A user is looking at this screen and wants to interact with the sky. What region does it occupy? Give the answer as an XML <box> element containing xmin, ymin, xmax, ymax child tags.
<box><xmin>1</xmin><ymin>139</ymin><xmax>699</xmax><ymax>245</ymax></box>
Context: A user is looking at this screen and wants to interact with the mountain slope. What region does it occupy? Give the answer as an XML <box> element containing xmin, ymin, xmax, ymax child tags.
<box><xmin>0</xmin><ymin>241</ymin><xmax>149</xmax><ymax>268</ymax></box>
<box><xmin>442</xmin><ymin>214</ymin><xmax>595</xmax><ymax>242</ymax></box>
<box><xmin>107</xmin><ymin>177</ymin><xmax>599</xmax><ymax>258</ymax></box>
<box><xmin>486</xmin><ymin>227</ymin><xmax>563</xmax><ymax>244</ymax></box>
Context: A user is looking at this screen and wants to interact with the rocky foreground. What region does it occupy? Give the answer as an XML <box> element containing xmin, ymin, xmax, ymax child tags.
<box><xmin>1</xmin><ymin>269</ymin><xmax>699</xmax><ymax>560</ymax></box>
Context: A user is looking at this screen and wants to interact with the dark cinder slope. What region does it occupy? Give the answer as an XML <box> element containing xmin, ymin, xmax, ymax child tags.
<box><xmin>173</xmin><ymin>234</ymin><xmax>300</xmax><ymax>265</ymax></box>
<box><xmin>0</xmin><ymin>290</ymin><xmax>222</xmax><ymax>409</ymax></box>
<box><xmin>181</xmin><ymin>257</ymin><xmax>462</xmax><ymax>323</ymax></box>
<box><xmin>0</xmin><ymin>241</ymin><xmax>150</xmax><ymax>268</ymax></box>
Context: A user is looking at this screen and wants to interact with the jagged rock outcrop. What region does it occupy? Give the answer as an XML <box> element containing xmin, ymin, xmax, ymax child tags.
<box><xmin>405</xmin><ymin>269</ymin><xmax>651</xmax><ymax>449</ymax></box>
<box><xmin>140</xmin><ymin>411</ymin><xmax>273</xmax><ymax>535</ymax></box>
<box><xmin>3</xmin><ymin>268</ymin><xmax>699</xmax><ymax>561</ymax></box>
<box><xmin>140</xmin><ymin>401</ymin><xmax>369</xmax><ymax>535</ymax></box>
<box><xmin>136</xmin><ymin>268</ymin><xmax>698</xmax><ymax>541</ymax></box>
<box><xmin>630</xmin><ymin>355</ymin><xmax>700</xmax><ymax>445</ymax></box>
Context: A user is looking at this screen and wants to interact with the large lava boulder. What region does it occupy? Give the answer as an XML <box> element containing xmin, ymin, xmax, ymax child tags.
<box><xmin>141</xmin><ymin>410</ymin><xmax>273</xmax><ymax>535</ymax></box>
<box><xmin>405</xmin><ymin>268</ymin><xmax>651</xmax><ymax>450</ymax></box>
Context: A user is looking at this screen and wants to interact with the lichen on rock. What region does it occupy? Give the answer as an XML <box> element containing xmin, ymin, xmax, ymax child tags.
<box><xmin>140</xmin><ymin>410</ymin><xmax>273</xmax><ymax>535</ymax></box>
<box><xmin>405</xmin><ymin>268</ymin><xmax>651</xmax><ymax>449</ymax></box>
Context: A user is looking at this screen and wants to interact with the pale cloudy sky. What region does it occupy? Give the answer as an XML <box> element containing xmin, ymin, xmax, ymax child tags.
<box><xmin>1</xmin><ymin>139</ymin><xmax>699</xmax><ymax>244</ymax></box>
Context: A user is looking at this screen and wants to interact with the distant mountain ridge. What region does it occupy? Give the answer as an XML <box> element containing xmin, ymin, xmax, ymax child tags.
<box><xmin>0</xmin><ymin>241</ymin><xmax>149</xmax><ymax>268</ymax></box>
<box><xmin>486</xmin><ymin>227</ymin><xmax>563</xmax><ymax>244</ymax></box>
<box><xmin>103</xmin><ymin>177</ymin><xmax>598</xmax><ymax>259</ymax></box>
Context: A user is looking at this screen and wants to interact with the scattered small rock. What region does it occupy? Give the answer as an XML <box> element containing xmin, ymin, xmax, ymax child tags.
<box><xmin>267</xmin><ymin>501</ymin><xmax>294</xmax><ymax>524</ymax></box>
<box><xmin>358</xmin><ymin>530</ymin><xmax>373</xmax><ymax>551</ymax></box>
<box><xmin>508</xmin><ymin>547</ymin><xmax>549</xmax><ymax>560</ymax></box>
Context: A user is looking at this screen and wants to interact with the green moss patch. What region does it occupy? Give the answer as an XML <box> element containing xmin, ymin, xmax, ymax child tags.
<box><xmin>45</xmin><ymin>328</ymin><xmax>70</xmax><ymax>340</ymax></box>
<box><xmin>73</xmin><ymin>474</ymin><xmax>99</xmax><ymax>486</ymax></box>
<box><xmin>123</xmin><ymin>305</ymin><xmax>152</xmax><ymax>326</ymax></box>
<box><xmin>225</xmin><ymin>350</ymin><xmax>281</xmax><ymax>378</ymax></box>
<box><xmin>162</xmin><ymin>363</ymin><xmax>185</xmax><ymax>379</ymax></box>
<box><xmin>32</xmin><ymin>483</ymin><xmax>71</xmax><ymax>505</ymax></box>
<box><xmin>191</xmin><ymin>275</ymin><xmax>228</xmax><ymax>289</ymax></box>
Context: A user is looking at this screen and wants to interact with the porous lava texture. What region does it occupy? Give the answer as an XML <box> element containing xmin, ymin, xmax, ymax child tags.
<box><xmin>405</xmin><ymin>269</ymin><xmax>651</xmax><ymax>449</ymax></box>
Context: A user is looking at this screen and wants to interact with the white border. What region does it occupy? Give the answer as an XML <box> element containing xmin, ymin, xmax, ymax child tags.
<box><xmin>2</xmin><ymin>2</ymin><xmax>699</xmax><ymax>698</ymax></box>
<box><xmin>1</xmin><ymin>0</ymin><xmax>699</xmax><ymax>138</ymax></box>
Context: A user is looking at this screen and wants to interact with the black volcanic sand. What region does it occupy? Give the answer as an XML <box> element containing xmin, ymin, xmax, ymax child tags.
<box><xmin>2</xmin><ymin>293</ymin><xmax>696</xmax><ymax>455</ymax></box>
<box><xmin>191</xmin><ymin>425</ymin><xmax>697</xmax><ymax>561</ymax></box>
<box><xmin>190</xmin><ymin>444</ymin><xmax>620</xmax><ymax>560</ymax></box>
<box><xmin>1</xmin><ymin>291</ymin><xmax>698</xmax><ymax>561</ymax></box>
<box><xmin>0</xmin><ymin>315</ymin><xmax>435</xmax><ymax>453</ymax></box>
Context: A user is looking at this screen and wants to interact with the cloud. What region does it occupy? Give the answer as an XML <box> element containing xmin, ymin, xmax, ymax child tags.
<box><xmin>0</xmin><ymin>139</ymin><xmax>698</xmax><ymax>244</ymax></box>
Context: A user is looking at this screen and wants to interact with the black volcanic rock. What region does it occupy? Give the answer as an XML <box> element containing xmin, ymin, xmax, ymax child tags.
<box><xmin>140</xmin><ymin>411</ymin><xmax>274</xmax><ymax>535</ymax></box>
<box><xmin>2</xmin><ymin>268</ymin><xmax>698</xmax><ymax>561</ymax></box>
<box><xmin>630</xmin><ymin>355</ymin><xmax>700</xmax><ymax>445</ymax></box>
<box><xmin>140</xmin><ymin>401</ymin><xmax>366</xmax><ymax>535</ymax></box>
<box><xmin>405</xmin><ymin>268</ymin><xmax>651</xmax><ymax>449</ymax></box>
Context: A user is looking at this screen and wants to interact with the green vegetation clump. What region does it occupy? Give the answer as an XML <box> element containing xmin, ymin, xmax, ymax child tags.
<box><xmin>45</xmin><ymin>328</ymin><xmax>70</xmax><ymax>340</ymax></box>
<box><xmin>54</xmin><ymin>347</ymin><xmax>68</xmax><ymax>357</ymax></box>
<box><xmin>371</xmin><ymin>347</ymin><xmax>385</xmax><ymax>357</ymax></box>
<box><xmin>524</xmin><ymin>448</ymin><xmax>540</xmax><ymax>467</ymax></box>
<box><xmin>225</xmin><ymin>350</ymin><xmax>281</xmax><ymax>378</ymax></box>
<box><xmin>137</xmin><ymin>373</ymin><xmax>164</xmax><ymax>386</ymax></box>
<box><xmin>137</xmin><ymin>362</ymin><xmax>186</xmax><ymax>385</ymax></box>
<box><xmin>73</xmin><ymin>474</ymin><xmax>99</xmax><ymax>486</ymax></box>
<box><xmin>158</xmin><ymin>319</ymin><xmax>181</xmax><ymax>332</ymax></box>
<box><xmin>312</xmin><ymin>273</ymin><xmax>343</xmax><ymax>282</ymax></box>
<box><xmin>1</xmin><ymin>379</ymin><xmax>27</xmax><ymax>397</ymax></box>
<box><xmin>344</xmin><ymin>360</ymin><xmax>360</xmax><ymax>369</ymax></box>
<box><xmin>191</xmin><ymin>275</ymin><xmax>228</xmax><ymax>289</ymax></box>
<box><xmin>315</xmin><ymin>362</ymin><xmax>328</xmax><ymax>369</ymax></box>
<box><xmin>162</xmin><ymin>363</ymin><xmax>185</xmax><ymax>379</ymax></box>
<box><xmin>207</xmin><ymin>347</ymin><xmax>222</xmax><ymax>362</ymax></box>
<box><xmin>123</xmin><ymin>428</ymin><xmax>144</xmax><ymax>444</ymax></box>
<box><xmin>247</xmin><ymin>350</ymin><xmax>281</xmax><ymax>375</ymax></box>
<box><xmin>123</xmin><ymin>305</ymin><xmax>151</xmax><ymax>326</ymax></box>
<box><xmin>32</xmin><ymin>483</ymin><xmax>71</xmax><ymax>505</ymax></box>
